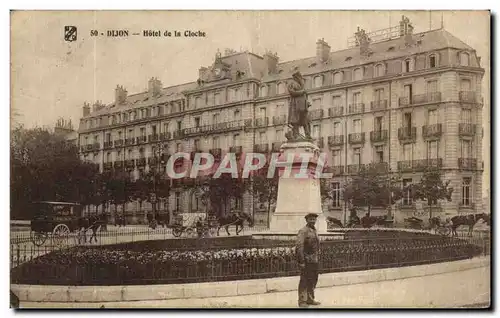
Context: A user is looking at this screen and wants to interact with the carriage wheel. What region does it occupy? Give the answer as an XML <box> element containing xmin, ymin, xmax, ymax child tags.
<box><xmin>52</xmin><ymin>224</ymin><xmax>71</xmax><ymax>247</ymax></box>
<box><xmin>30</xmin><ymin>231</ymin><xmax>48</xmax><ymax>246</ymax></box>
<box><xmin>172</xmin><ymin>226</ymin><xmax>183</xmax><ymax>237</ymax></box>
<box><xmin>185</xmin><ymin>227</ymin><xmax>195</xmax><ymax>238</ymax></box>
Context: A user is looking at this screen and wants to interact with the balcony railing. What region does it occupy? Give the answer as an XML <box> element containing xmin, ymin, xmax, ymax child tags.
<box><xmin>328</xmin><ymin>135</ymin><xmax>344</xmax><ymax>147</ymax></box>
<box><xmin>114</xmin><ymin>139</ymin><xmax>124</xmax><ymax>147</ymax></box>
<box><xmin>103</xmin><ymin>141</ymin><xmax>113</xmax><ymax>149</ymax></box>
<box><xmin>103</xmin><ymin>162</ymin><xmax>113</xmax><ymax>170</ymax></box>
<box><xmin>113</xmin><ymin>161</ymin><xmax>124</xmax><ymax>169</ymax></box>
<box><xmin>272</xmin><ymin>141</ymin><xmax>283</xmax><ymax>152</ymax></box>
<box><xmin>328</xmin><ymin>107</ymin><xmax>343</xmax><ymax>117</ymax></box>
<box><xmin>148</xmin><ymin>157</ymin><xmax>158</xmax><ymax>166</ymax></box>
<box><xmin>173</xmin><ymin>130</ymin><xmax>185</xmax><ymax>139</ymax></box>
<box><xmin>160</xmin><ymin>132</ymin><xmax>171</xmax><ymax>141</ymax></box>
<box><xmin>323</xmin><ymin>165</ymin><xmax>344</xmax><ymax>175</ymax></box>
<box><xmin>136</xmin><ymin>136</ymin><xmax>147</xmax><ymax>144</ymax></box>
<box><xmin>148</xmin><ymin>134</ymin><xmax>159</xmax><ymax>142</ymax></box>
<box><xmin>254</xmin><ymin>143</ymin><xmax>269</xmax><ymax>153</ymax></box>
<box><xmin>125</xmin><ymin>138</ymin><xmax>136</xmax><ymax>146</ymax></box>
<box><xmin>370</xmin><ymin>130</ymin><xmax>388</xmax><ymax>143</ymax></box>
<box><xmin>370</xmin><ymin>100</ymin><xmax>388</xmax><ymax>111</ymax></box>
<box><xmin>125</xmin><ymin>159</ymin><xmax>135</xmax><ymax>168</ymax></box>
<box><xmin>137</xmin><ymin>158</ymin><xmax>147</xmax><ymax>166</ymax></box>
<box><xmin>398</xmin><ymin>127</ymin><xmax>417</xmax><ymax>143</ymax></box>
<box><xmin>458</xmin><ymin>158</ymin><xmax>478</xmax><ymax>170</ymax></box>
<box><xmin>459</xmin><ymin>91</ymin><xmax>477</xmax><ymax>103</ymax></box>
<box><xmin>348</xmin><ymin>132</ymin><xmax>365</xmax><ymax>145</ymax></box>
<box><xmin>347</xmin><ymin>164</ymin><xmax>366</xmax><ymax>174</ymax></box>
<box><xmin>229</xmin><ymin>146</ymin><xmax>243</xmax><ymax>154</ymax></box>
<box><xmin>397</xmin><ymin>158</ymin><xmax>443</xmax><ymax>172</ymax></box>
<box><xmin>399</xmin><ymin>92</ymin><xmax>442</xmax><ymax>106</ymax></box>
<box><xmin>366</xmin><ymin>162</ymin><xmax>389</xmax><ymax>173</ymax></box>
<box><xmin>309</xmin><ymin>109</ymin><xmax>324</xmax><ymax>120</ymax></box>
<box><xmin>422</xmin><ymin>124</ymin><xmax>443</xmax><ymax>139</ymax></box>
<box><xmin>272</xmin><ymin>115</ymin><xmax>287</xmax><ymax>126</ymax></box>
<box><xmin>348</xmin><ymin>103</ymin><xmax>365</xmax><ymax>114</ymax></box>
<box><xmin>209</xmin><ymin>148</ymin><xmax>222</xmax><ymax>160</ymax></box>
<box><xmin>459</xmin><ymin>123</ymin><xmax>477</xmax><ymax>136</ymax></box>
<box><xmin>255</xmin><ymin>117</ymin><xmax>269</xmax><ymax>127</ymax></box>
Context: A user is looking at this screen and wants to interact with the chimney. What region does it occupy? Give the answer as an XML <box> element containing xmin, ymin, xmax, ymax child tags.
<box><xmin>148</xmin><ymin>77</ymin><xmax>163</xmax><ymax>97</ymax></box>
<box><xmin>263</xmin><ymin>51</ymin><xmax>279</xmax><ymax>75</ymax></box>
<box><xmin>115</xmin><ymin>85</ymin><xmax>128</xmax><ymax>105</ymax></box>
<box><xmin>82</xmin><ymin>102</ymin><xmax>90</xmax><ymax>116</ymax></box>
<box><xmin>199</xmin><ymin>67</ymin><xmax>208</xmax><ymax>78</ymax></box>
<box><xmin>316</xmin><ymin>38</ymin><xmax>330</xmax><ymax>63</ymax></box>
<box><xmin>93</xmin><ymin>100</ymin><xmax>105</xmax><ymax>112</ymax></box>
<box><xmin>355</xmin><ymin>27</ymin><xmax>371</xmax><ymax>57</ymax></box>
<box><xmin>404</xmin><ymin>23</ymin><xmax>415</xmax><ymax>46</ymax></box>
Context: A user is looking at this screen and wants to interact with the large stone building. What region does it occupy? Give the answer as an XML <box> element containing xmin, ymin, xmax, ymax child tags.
<box><xmin>78</xmin><ymin>17</ymin><xmax>485</xmax><ymax>226</ymax></box>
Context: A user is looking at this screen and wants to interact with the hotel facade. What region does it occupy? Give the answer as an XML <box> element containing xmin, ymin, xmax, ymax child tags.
<box><xmin>78</xmin><ymin>17</ymin><xmax>485</xmax><ymax>226</ymax></box>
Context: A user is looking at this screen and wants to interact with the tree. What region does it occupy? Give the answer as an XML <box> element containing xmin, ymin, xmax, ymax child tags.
<box><xmin>251</xmin><ymin>161</ymin><xmax>279</xmax><ymax>226</ymax></box>
<box><xmin>343</xmin><ymin>164</ymin><xmax>403</xmax><ymax>217</ymax></box>
<box><xmin>131</xmin><ymin>174</ymin><xmax>151</xmax><ymax>222</ymax></box>
<box><xmin>409</xmin><ymin>168</ymin><xmax>454</xmax><ymax>219</ymax></box>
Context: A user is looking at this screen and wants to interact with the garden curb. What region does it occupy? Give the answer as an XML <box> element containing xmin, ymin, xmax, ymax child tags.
<box><xmin>11</xmin><ymin>256</ymin><xmax>489</xmax><ymax>303</ymax></box>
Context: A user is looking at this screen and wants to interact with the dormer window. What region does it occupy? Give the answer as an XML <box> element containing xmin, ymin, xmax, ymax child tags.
<box><xmin>374</xmin><ymin>64</ymin><xmax>385</xmax><ymax>77</ymax></box>
<box><xmin>459</xmin><ymin>52</ymin><xmax>470</xmax><ymax>66</ymax></box>
<box><xmin>277</xmin><ymin>82</ymin><xmax>286</xmax><ymax>95</ymax></box>
<box><xmin>353</xmin><ymin>68</ymin><xmax>363</xmax><ymax>81</ymax></box>
<box><xmin>260</xmin><ymin>85</ymin><xmax>268</xmax><ymax>97</ymax></box>
<box><xmin>313</xmin><ymin>75</ymin><xmax>323</xmax><ymax>88</ymax></box>
<box><xmin>345</xmin><ymin>57</ymin><xmax>352</xmax><ymax>61</ymax></box>
<box><xmin>333</xmin><ymin>72</ymin><xmax>343</xmax><ymax>85</ymax></box>
<box><xmin>403</xmin><ymin>58</ymin><xmax>414</xmax><ymax>73</ymax></box>
<box><xmin>387</xmin><ymin>46</ymin><xmax>395</xmax><ymax>52</ymax></box>
<box><xmin>429</xmin><ymin>54</ymin><xmax>437</xmax><ymax>68</ymax></box>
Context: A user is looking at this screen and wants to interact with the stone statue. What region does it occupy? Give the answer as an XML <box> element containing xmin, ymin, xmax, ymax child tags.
<box><xmin>286</xmin><ymin>71</ymin><xmax>312</xmax><ymax>141</ymax></box>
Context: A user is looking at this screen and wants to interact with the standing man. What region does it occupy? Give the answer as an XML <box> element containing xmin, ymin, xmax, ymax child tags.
<box><xmin>287</xmin><ymin>71</ymin><xmax>312</xmax><ymax>140</ymax></box>
<box><xmin>296</xmin><ymin>213</ymin><xmax>321</xmax><ymax>307</ymax></box>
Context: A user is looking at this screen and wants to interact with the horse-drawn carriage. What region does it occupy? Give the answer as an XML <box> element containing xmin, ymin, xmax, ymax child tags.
<box><xmin>29</xmin><ymin>201</ymin><xmax>83</xmax><ymax>247</ymax></box>
<box><xmin>170</xmin><ymin>214</ymin><xmax>219</xmax><ymax>238</ymax></box>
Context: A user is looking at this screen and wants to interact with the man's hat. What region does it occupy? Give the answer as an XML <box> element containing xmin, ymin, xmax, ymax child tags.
<box><xmin>304</xmin><ymin>213</ymin><xmax>319</xmax><ymax>219</ymax></box>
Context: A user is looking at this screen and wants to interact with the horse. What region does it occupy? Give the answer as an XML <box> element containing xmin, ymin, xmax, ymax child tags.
<box><xmin>216</xmin><ymin>212</ymin><xmax>254</xmax><ymax>236</ymax></box>
<box><xmin>450</xmin><ymin>213</ymin><xmax>489</xmax><ymax>237</ymax></box>
<box><xmin>326</xmin><ymin>217</ymin><xmax>343</xmax><ymax>228</ymax></box>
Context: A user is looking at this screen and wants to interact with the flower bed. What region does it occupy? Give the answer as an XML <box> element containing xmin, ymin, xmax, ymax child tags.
<box><xmin>11</xmin><ymin>230</ymin><xmax>483</xmax><ymax>286</ymax></box>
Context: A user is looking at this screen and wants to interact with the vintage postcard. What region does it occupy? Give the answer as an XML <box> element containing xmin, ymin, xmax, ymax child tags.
<box><xmin>10</xmin><ymin>10</ymin><xmax>490</xmax><ymax>309</ymax></box>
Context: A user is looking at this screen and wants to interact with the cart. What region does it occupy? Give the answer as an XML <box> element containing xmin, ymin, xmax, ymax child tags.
<box><xmin>29</xmin><ymin>201</ymin><xmax>82</xmax><ymax>247</ymax></box>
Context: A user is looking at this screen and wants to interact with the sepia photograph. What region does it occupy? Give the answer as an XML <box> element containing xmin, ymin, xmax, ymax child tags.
<box><xmin>9</xmin><ymin>10</ymin><xmax>491</xmax><ymax>309</ymax></box>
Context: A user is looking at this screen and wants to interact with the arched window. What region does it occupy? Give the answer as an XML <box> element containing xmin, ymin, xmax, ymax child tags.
<box><xmin>403</xmin><ymin>59</ymin><xmax>414</xmax><ymax>73</ymax></box>
<box><xmin>260</xmin><ymin>85</ymin><xmax>268</xmax><ymax>97</ymax></box>
<box><xmin>333</xmin><ymin>72</ymin><xmax>343</xmax><ymax>85</ymax></box>
<box><xmin>353</xmin><ymin>68</ymin><xmax>363</xmax><ymax>81</ymax></box>
<box><xmin>460</xmin><ymin>52</ymin><xmax>470</xmax><ymax>66</ymax></box>
<box><xmin>374</xmin><ymin>64</ymin><xmax>385</xmax><ymax>77</ymax></box>
<box><xmin>277</xmin><ymin>82</ymin><xmax>285</xmax><ymax>95</ymax></box>
<box><xmin>313</xmin><ymin>75</ymin><xmax>323</xmax><ymax>88</ymax></box>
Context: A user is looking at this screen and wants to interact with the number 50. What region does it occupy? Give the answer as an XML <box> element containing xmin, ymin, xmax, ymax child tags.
<box><xmin>90</xmin><ymin>30</ymin><xmax>98</xmax><ymax>36</ymax></box>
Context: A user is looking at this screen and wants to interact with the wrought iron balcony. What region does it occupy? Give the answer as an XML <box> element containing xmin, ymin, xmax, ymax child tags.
<box><xmin>148</xmin><ymin>134</ymin><xmax>159</xmax><ymax>142</ymax></box>
<box><xmin>113</xmin><ymin>161</ymin><xmax>124</xmax><ymax>169</ymax></box>
<box><xmin>459</xmin><ymin>91</ymin><xmax>477</xmax><ymax>103</ymax></box>
<box><xmin>103</xmin><ymin>141</ymin><xmax>113</xmax><ymax>149</ymax></box>
<box><xmin>348</xmin><ymin>103</ymin><xmax>365</xmax><ymax>114</ymax></box>
<box><xmin>323</xmin><ymin>165</ymin><xmax>344</xmax><ymax>175</ymax></box>
<box><xmin>459</xmin><ymin>123</ymin><xmax>477</xmax><ymax>136</ymax></box>
<box><xmin>229</xmin><ymin>146</ymin><xmax>243</xmax><ymax>154</ymax></box>
<box><xmin>366</xmin><ymin>162</ymin><xmax>389</xmax><ymax>173</ymax></box>
<box><xmin>137</xmin><ymin>158</ymin><xmax>147</xmax><ymax>166</ymax></box>
<box><xmin>328</xmin><ymin>135</ymin><xmax>344</xmax><ymax>147</ymax></box>
<box><xmin>458</xmin><ymin>158</ymin><xmax>478</xmax><ymax>170</ymax></box>
<box><xmin>114</xmin><ymin>139</ymin><xmax>124</xmax><ymax>147</ymax></box>
<box><xmin>399</xmin><ymin>92</ymin><xmax>442</xmax><ymax>106</ymax></box>
<box><xmin>370</xmin><ymin>100</ymin><xmax>388</xmax><ymax>111</ymax></box>
<box><xmin>148</xmin><ymin>157</ymin><xmax>158</xmax><ymax>166</ymax></box>
<box><xmin>255</xmin><ymin>117</ymin><xmax>269</xmax><ymax>127</ymax></box>
<box><xmin>244</xmin><ymin>119</ymin><xmax>253</xmax><ymax>129</ymax></box>
<box><xmin>348</xmin><ymin>132</ymin><xmax>365</xmax><ymax>145</ymax></box>
<box><xmin>422</xmin><ymin>124</ymin><xmax>443</xmax><ymax>139</ymax></box>
<box><xmin>160</xmin><ymin>132</ymin><xmax>171</xmax><ymax>141</ymax></box>
<box><xmin>309</xmin><ymin>109</ymin><xmax>324</xmax><ymax>120</ymax></box>
<box><xmin>347</xmin><ymin>164</ymin><xmax>366</xmax><ymax>174</ymax></box>
<box><xmin>271</xmin><ymin>141</ymin><xmax>283</xmax><ymax>152</ymax></box>
<box><xmin>125</xmin><ymin>138</ymin><xmax>136</xmax><ymax>146</ymax></box>
<box><xmin>397</xmin><ymin>158</ymin><xmax>443</xmax><ymax>172</ymax></box>
<box><xmin>370</xmin><ymin>130</ymin><xmax>388</xmax><ymax>143</ymax></box>
<box><xmin>103</xmin><ymin>162</ymin><xmax>113</xmax><ymax>170</ymax></box>
<box><xmin>136</xmin><ymin>136</ymin><xmax>147</xmax><ymax>144</ymax></box>
<box><xmin>328</xmin><ymin>107</ymin><xmax>343</xmax><ymax>117</ymax></box>
<box><xmin>398</xmin><ymin>127</ymin><xmax>417</xmax><ymax>143</ymax></box>
<box><xmin>92</xmin><ymin>143</ymin><xmax>100</xmax><ymax>151</ymax></box>
<box><xmin>125</xmin><ymin>159</ymin><xmax>135</xmax><ymax>168</ymax></box>
<box><xmin>254</xmin><ymin>143</ymin><xmax>269</xmax><ymax>153</ymax></box>
<box><xmin>272</xmin><ymin>115</ymin><xmax>287</xmax><ymax>125</ymax></box>
<box><xmin>173</xmin><ymin>130</ymin><xmax>185</xmax><ymax>139</ymax></box>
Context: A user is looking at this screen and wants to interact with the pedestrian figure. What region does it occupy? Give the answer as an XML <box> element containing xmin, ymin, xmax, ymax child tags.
<box><xmin>196</xmin><ymin>217</ymin><xmax>204</xmax><ymax>238</ymax></box>
<box><xmin>296</xmin><ymin>213</ymin><xmax>321</xmax><ymax>308</ymax></box>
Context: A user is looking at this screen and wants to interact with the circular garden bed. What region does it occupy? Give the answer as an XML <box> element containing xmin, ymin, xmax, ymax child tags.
<box><xmin>11</xmin><ymin>230</ymin><xmax>483</xmax><ymax>286</ymax></box>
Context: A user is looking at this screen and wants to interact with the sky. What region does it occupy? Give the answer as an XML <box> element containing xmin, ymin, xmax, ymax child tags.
<box><xmin>10</xmin><ymin>10</ymin><xmax>490</xmax><ymax>196</ymax></box>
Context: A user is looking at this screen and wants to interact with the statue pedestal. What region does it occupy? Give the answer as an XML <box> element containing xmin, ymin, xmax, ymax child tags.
<box><xmin>269</xmin><ymin>141</ymin><xmax>327</xmax><ymax>234</ymax></box>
